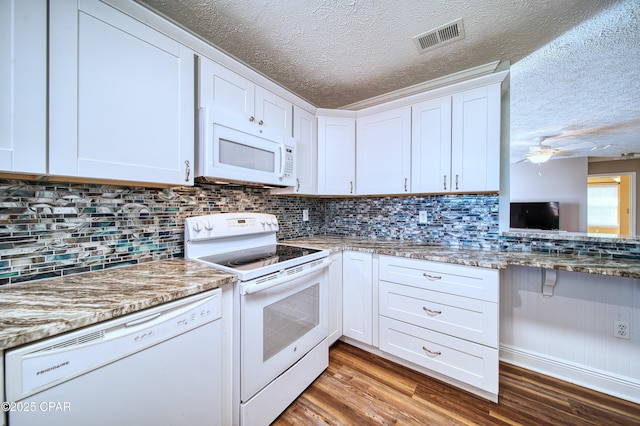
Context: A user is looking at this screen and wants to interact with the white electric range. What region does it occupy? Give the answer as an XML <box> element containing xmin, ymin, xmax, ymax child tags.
<box><xmin>184</xmin><ymin>212</ymin><xmax>330</xmax><ymax>425</ymax></box>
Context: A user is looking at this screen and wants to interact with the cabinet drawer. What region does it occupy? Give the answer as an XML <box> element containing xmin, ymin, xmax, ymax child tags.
<box><xmin>379</xmin><ymin>316</ymin><xmax>498</xmax><ymax>394</ymax></box>
<box><xmin>379</xmin><ymin>255</ymin><xmax>498</xmax><ymax>302</ymax></box>
<box><xmin>379</xmin><ymin>281</ymin><xmax>497</xmax><ymax>347</ymax></box>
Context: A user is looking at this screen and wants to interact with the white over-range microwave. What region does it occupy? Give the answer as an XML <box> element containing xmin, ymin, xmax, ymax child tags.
<box><xmin>196</xmin><ymin>107</ymin><xmax>296</xmax><ymax>187</ymax></box>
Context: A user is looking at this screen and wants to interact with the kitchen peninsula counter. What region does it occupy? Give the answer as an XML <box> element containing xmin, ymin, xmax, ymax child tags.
<box><xmin>282</xmin><ymin>236</ymin><xmax>640</xmax><ymax>279</ymax></box>
<box><xmin>0</xmin><ymin>259</ymin><xmax>236</xmax><ymax>351</ymax></box>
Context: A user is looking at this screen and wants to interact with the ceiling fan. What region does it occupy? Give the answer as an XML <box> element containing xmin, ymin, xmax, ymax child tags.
<box><xmin>519</xmin><ymin>136</ymin><xmax>594</xmax><ymax>164</ymax></box>
<box><xmin>515</xmin><ymin>119</ymin><xmax>640</xmax><ymax>164</ymax></box>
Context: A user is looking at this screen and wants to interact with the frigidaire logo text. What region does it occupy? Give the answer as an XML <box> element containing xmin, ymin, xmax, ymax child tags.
<box><xmin>36</xmin><ymin>361</ymin><xmax>69</xmax><ymax>376</ymax></box>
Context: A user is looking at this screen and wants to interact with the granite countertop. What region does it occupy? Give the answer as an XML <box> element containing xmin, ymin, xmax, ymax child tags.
<box><xmin>0</xmin><ymin>259</ymin><xmax>236</xmax><ymax>351</ymax></box>
<box><xmin>281</xmin><ymin>236</ymin><xmax>640</xmax><ymax>279</ymax></box>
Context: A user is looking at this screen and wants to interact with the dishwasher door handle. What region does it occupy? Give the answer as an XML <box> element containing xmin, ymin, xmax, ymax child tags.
<box><xmin>125</xmin><ymin>312</ymin><xmax>162</xmax><ymax>327</ymax></box>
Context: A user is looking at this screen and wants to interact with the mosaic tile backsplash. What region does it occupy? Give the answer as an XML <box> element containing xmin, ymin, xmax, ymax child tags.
<box><xmin>3</xmin><ymin>177</ymin><xmax>638</xmax><ymax>285</ymax></box>
<box><xmin>0</xmin><ymin>179</ymin><xmax>324</xmax><ymax>285</ymax></box>
<box><xmin>0</xmin><ymin>178</ymin><xmax>500</xmax><ymax>284</ymax></box>
<box><xmin>323</xmin><ymin>194</ymin><xmax>500</xmax><ymax>247</ymax></box>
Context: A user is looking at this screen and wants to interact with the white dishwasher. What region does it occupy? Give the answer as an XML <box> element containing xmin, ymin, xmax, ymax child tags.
<box><xmin>5</xmin><ymin>289</ymin><xmax>222</xmax><ymax>426</ymax></box>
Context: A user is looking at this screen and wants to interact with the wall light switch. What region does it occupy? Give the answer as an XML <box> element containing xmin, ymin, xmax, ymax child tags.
<box><xmin>303</xmin><ymin>209</ymin><xmax>309</xmax><ymax>221</ymax></box>
<box><xmin>418</xmin><ymin>210</ymin><xmax>428</xmax><ymax>224</ymax></box>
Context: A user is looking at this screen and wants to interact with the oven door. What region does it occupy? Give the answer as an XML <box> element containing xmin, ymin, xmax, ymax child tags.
<box><xmin>240</xmin><ymin>263</ymin><xmax>328</xmax><ymax>402</ymax></box>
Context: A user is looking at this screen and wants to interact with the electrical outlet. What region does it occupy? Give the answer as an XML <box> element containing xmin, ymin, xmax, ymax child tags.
<box><xmin>418</xmin><ymin>210</ymin><xmax>428</xmax><ymax>224</ymax></box>
<box><xmin>614</xmin><ymin>320</ymin><xmax>630</xmax><ymax>339</ymax></box>
<box><xmin>302</xmin><ymin>209</ymin><xmax>309</xmax><ymax>222</ymax></box>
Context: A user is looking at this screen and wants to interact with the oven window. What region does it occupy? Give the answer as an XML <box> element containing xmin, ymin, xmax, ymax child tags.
<box><xmin>219</xmin><ymin>138</ymin><xmax>275</xmax><ymax>173</ymax></box>
<box><xmin>263</xmin><ymin>283</ymin><xmax>320</xmax><ymax>361</ymax></box>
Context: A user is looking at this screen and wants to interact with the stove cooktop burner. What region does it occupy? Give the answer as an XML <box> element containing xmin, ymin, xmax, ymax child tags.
<box><xmin>198</xmin><ymin>245</ymin><xmax>322</xmax><ymax>272</ymax></box>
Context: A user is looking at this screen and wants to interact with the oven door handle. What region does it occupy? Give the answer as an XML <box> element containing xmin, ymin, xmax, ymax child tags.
<box><xmin>241</xmin><ymin>259</ymin><xmax>331</xmax><ymax>295</ymax></box>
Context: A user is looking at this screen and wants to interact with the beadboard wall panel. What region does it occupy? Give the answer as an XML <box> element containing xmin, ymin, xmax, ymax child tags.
<box><xmin>500</xmin><ymin>265</ymin><xmax>640</xmax><ymax>402</ymax></box>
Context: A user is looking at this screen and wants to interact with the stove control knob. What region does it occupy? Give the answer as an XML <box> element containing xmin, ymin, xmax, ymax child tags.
<box><xmin>204</xmin><ymin>221</ymin><xmax>213</xmax><ymax>231</ymax></box>
<box><xmin>193</xmin><ymin>222</ymin><xmax>202</xmax><ymax>232</ymax></box>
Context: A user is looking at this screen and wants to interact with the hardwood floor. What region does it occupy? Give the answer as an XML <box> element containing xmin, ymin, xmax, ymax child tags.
<box><xmin>273</xmin><ymin>341</ymin><xmax>640</xmax><ymax>425</ymax></box>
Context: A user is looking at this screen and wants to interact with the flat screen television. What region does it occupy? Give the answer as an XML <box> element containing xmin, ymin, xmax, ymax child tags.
<box><xmin>510</xmin><ymin>202</ymin><xmax>560</xmax><ymax>230</ymax></box>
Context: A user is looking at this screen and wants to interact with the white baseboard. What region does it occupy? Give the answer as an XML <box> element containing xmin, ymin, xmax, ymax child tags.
<box><xmin>500</xmin><ymin>345</ymin><xmax>640</xmax><ymax>404</ymax></box>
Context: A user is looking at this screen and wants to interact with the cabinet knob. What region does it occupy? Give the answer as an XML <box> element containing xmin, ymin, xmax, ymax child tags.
<box><xmin>455</xmin><ymin>174</ymin><xmax>459</xmax><ymax>190</ymax></box>
<box><xmin>249</xmin><ymin>116</ymin><xmax>255</xmax><ymax>122</ymax></box>
<box><xmin>404</xmin><ymin>178</ymin><xmax>408</xmax><ymax>192</ymax></box>
<box><xmin>443</xmin><ymin>175</ymin><xmax>447</xmax><ymax>191</ymax></box>
<box><xmin>296</xmin><ymin>178</ymin><xmax>300</xmax><ymax>192</ymax></box>
<box><xmin>258</xmin><ymin>119</ymin><xmax>264</xmax><ymax>126</ymax></box>
<box><xmin>184</xmin><ymin>160</ymin><xmax>191</xmax><ymax>182</ymax></box>
<box><xmin>350</xmin><ymin>181</ymin><xmax>353</xmax><ymax>194</ymax></box>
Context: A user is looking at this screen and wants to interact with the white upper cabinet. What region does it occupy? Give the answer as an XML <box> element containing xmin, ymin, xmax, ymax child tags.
<box><xmin>411</xmin><ymin>97</ymin><xmax>452</xmax><ymax>193</ymax></box>
<box><xmin>205</xmin><ymin>61</ymin><xmax>292</xmax><ymax>136</ymax></box>
<box><xmin>291</xmin><ymin>106</ymin><xmax>318</xmax><ymax>193</ymax></box>
<box><xmin>412</xmin><ymin>82</ymin><xmax>501</xmax><ymax>193</ymax></box>
<box><xmin>49</xmin><ymin>0</ymin><xmax>195</xmax><ymax>185</ymax></box>
<box><xmin>356</xmin><ymin>106</ymin><xmax>411</xmax><ymax>195</ymax></box>
<box><xmin>317</xmin><ymin>113</ymin><xmax>356</xmax><ymax>195</ymax></box>
<box><xmin>271</xmin><ymin>106</ymin><xmax>317</xmax><ymax>194</ymax></box>
<box><xmin>451</xmin><ymin>84</ymin><xmax>501</xmax><ymax>192</ymax></box>
<box><xmin>0</xmin><ymin>0</ymin><xmax>47</xmax><ymax>174</ymax></box>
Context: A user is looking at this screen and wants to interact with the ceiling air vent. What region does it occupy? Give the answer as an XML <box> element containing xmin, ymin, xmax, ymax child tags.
<box><xmin>412</xmin><ymin>18</ymin><xmax>465</xmax><ymax>53</ymax></box>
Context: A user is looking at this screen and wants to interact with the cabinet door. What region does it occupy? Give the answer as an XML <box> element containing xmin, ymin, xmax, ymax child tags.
<box><xmin>292</xmin><ymin>106</ymin><xmax>317</xmax><ymax>193</ymax></box>
<box><xmin>0</xmin><ymin>0</ymin><xmax>47</xmax><ymax>173</ymax></box>
<box><xmin>255</xmin><ymin>86</ymin><xmax>292</xmax><ymax>136</ymax></box>
<box><xmin>317</xmin><ymin>115</ymin><xmax>356</xmax><ymax>195</ymax></box>
<box><xmin>269</xmin><ymin>105</ymin><xmax>316</xmax><ymax>195</ymax></box>
<box><xmin>451</xmin><ymin>84</ymin><xmax>501</xmax><ymax>192</ymax></box>
<box><xmin>356</xmin><ymin>106</ymin><xmax>411</xmax><ymax>195</ymax></box>
<box><xmin>210</xmin><ymin>62</ymin><xmax>255</xmax><ymax>124</ymax></box>
<box><xmin>327</xmin><ymin>252</ymin><xmax>343</xmax><ymax>345</ymax></box>
<box><xmin>411</xmin><ymin>96</ymin><xmax>452</xmax><ymax>193</ymax></box>
<box><xmin>342</xmin><ymin>251</ymin><xmax>373</xmax><ymax>345</ymax></box>
<box><xmin>49</xmin><ymin>0</ymin><xmax>194</xmax><ymax>185</ymax></box>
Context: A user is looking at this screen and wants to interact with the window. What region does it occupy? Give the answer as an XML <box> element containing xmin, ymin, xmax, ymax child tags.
<box><xmin>587</xmin><ymin>183</ymin><xmax>618</xmax><ymax>227</ymax></box>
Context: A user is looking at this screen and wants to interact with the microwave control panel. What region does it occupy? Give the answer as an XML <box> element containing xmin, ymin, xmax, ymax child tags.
<box><xmin>284</xmin><ymin>147</ymin><xmax>294</xmax><ymax>178</ymax></box>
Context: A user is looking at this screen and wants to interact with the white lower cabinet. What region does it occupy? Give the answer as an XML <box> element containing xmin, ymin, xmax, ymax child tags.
<box><xmin>378</xmin><ymin>255</ymin><xmax>499</xmax><ymax>400</ymax></box>
<box><xmin>379</xmin><ymin>316</ymin><xmax>498</xmax><ymax>395</ymax></box>
<box><xmin>1</xmin><ymin>350</ymin><xmax>4</xmax><ymax>426</ymax></box>
<box><xmin>342</xmin><ymin>251</ymin><xmax>373</xmax><ymax>345</ymax></box>
<box><xmin>327</xmin><ymin>252</ymin><xmax>343</xmax><ymax>345</ymax></box>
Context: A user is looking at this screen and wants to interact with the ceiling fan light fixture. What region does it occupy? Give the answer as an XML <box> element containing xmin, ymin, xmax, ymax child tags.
<box><xmin>528</xmin><ymin>152</ymin><xmax>553</xmax><ymax>163</ymax></box>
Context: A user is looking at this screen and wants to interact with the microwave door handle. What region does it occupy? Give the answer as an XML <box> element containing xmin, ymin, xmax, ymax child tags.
<box><xmin>278</xmin><ymin>142</ymin><xmax>285</xmax><ymax>178</ymax></box>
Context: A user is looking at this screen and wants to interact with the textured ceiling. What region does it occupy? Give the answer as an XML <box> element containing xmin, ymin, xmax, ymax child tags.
<box><xmin>136</xmin><ymin>0</ymin><xmax>640</xmax><ymax>162</ymax></box>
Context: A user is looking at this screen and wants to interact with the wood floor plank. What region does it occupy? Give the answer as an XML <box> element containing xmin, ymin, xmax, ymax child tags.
<box><xmin>272</xmin><ymin>342</ymin><xmax>640</xmax><ymax>426</ymax></box>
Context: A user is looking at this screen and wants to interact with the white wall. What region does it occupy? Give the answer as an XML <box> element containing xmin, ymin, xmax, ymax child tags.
<box><xmin>510</xmin><ymin>157</ymin><xmax>588</xmax><ymax>232</ymax></box>
<box><xmin>501</xmin><ymin>266</ymin><xmax>640</xmax><ymax>403</ymax></box>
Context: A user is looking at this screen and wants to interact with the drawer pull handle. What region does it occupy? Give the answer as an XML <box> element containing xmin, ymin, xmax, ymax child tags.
<box><xmin>422</xmin><ymin>346</ymin><xmax>441</xmax><ymax>356</ymax></box>
<box><xmin>423</xmin><ymin>273</ymin><xmax>442</xmax><ymax>280</ymax></box>
<box><xmin>422</xmin><ymin>307</ymin><xmax>442</xmax><ymax>315</ymax></box>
